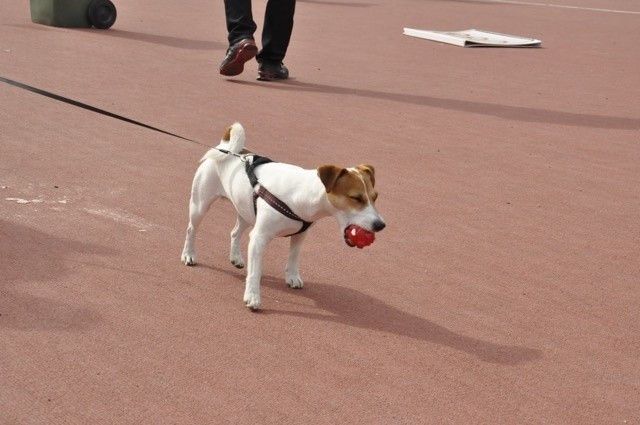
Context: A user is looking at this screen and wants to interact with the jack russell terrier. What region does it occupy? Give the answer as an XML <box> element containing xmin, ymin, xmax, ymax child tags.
<box><xmin>181</xmin><ymin>123</ymin><xmax>385</xmax><ymax>310</ymax></box>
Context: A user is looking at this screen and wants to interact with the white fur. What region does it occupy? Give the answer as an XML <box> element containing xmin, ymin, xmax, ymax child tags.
<box><xmin>181</xmin><ymin>123</ymin><xmax>385</xmax><ymax>310</ymax></box>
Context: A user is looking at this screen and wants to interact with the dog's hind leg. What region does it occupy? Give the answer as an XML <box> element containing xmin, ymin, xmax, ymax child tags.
<box><xmin>181</xmin><ymin>168</ymin><xmax>221</xmax><ymax>266</ymax></box>
<box><xmin>285</xmin><ymin>231</ymin><xmax>308</xmax><ymax>288</ymax></box>
<box><xmin>229</xmin><ymin>214</ymin><xmax>248</xmax><ymax>269</ymax></box>
<box><xmin>181</xmin><ymin>197</ymin><xmax>215</xmax><ymax>266</ymax></box>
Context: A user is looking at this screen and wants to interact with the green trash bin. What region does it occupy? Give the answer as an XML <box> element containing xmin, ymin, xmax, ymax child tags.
<box><xmin>30</xmin><ymin>0</ymin><xmax>117</xmax><ymax>29</ymax></box>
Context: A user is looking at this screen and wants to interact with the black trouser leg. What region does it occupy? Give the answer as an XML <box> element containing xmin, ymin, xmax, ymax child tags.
<box><xmin>224</xmin><ymin>0</ymin><xmax>257</xmax><ymax>45</ymax></box>
<box><xmin>257</xmin><ymin>0</ymin><xmax>296</xmax><ymax>63</ymax></box>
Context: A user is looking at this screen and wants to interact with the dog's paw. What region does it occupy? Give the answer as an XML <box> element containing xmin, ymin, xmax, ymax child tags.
<box><xmin>244</xmin><ymin>294</ymin><xmax>261</xmax><ymax>310</ymax></box>
<box><xmin>243</xmin><ymin>283</ymin><xmax>261</xmax><ymax>310</ymax></box>
<box><xmin>286</xmin><ymin>275</ymin><xmax>304</xmax><ymax>289</ymax></box>
<box><xmin>181</xmin><ymin>252</ymin><xmax>197</xmax><ymax>266</ymax></box>
<box><xmin>230</xmin><ymin>255</ymin><xmax>245</xmax><ymax>269</ymax></box>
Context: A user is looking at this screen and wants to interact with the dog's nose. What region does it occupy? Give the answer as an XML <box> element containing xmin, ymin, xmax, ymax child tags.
<box><xmin>372</xmin><ymin>219</ymin><xmax>386</xmax><ymax>232</ymax></box>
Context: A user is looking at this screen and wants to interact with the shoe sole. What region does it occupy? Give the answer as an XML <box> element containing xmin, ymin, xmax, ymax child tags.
<box><xmin>257</xmin><ymin>71</ymin><xmax>289</xmax><ymax>81</ymax></box>
<box><xmin>219</xmin><ymin>42</ymin><xmax>258</xmax><ymax>76</ymax></box>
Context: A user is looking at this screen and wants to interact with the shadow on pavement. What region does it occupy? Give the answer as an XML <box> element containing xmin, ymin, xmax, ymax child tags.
<box><xmin>229</xmin><ymin>79</ymin><xmax>640</xmax><ymax>130</ymax></box>
<box><xmin>204</xmin><ymin>263</ymin><xmax>543</xmax><ymax>365</ymax></box>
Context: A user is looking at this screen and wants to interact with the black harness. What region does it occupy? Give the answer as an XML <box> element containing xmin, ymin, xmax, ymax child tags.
<box><xmin>245</xmin><ymin>155</ymin><xmax>314</xmax><ymax>237</ymax></box>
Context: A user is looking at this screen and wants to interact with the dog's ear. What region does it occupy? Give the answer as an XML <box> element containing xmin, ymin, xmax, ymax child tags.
<box><xmin>356</xmin><ymin>164</ymin><xmax>375</xmax><ymax>187</ymax></box>
<box><xmin>318</xmin><ymin>165</ymin><xmax>348</xmax><ymax>193</ymax></box>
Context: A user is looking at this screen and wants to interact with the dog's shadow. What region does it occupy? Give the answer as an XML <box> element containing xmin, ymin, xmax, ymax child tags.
<box><xmin>204</xmin><ymin>264</ymin><xmax>542</xmax><ymax>365</ymax></box>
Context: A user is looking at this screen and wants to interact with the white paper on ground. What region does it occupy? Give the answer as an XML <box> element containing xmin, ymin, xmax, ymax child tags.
<box><xmin>403</xmin><ymin>28</ymin><xmax>541</xmax><ymax>47</ymax></box>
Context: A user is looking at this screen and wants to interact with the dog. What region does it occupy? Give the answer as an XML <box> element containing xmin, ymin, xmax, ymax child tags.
<box><xmin>181</xmin><ymin>123</ymin><xmax>385</xmax><ymax>310</ymax></box>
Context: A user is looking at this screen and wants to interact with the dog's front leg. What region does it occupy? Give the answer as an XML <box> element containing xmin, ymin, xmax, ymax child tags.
<box><xmin>243</xmin><ymin>231</ymin><xmax>271</xmax><ymax>310</ymax></box>
<box><xmin>285</xmin><ymin>231</ymin><xmax>308</xmax><ymax>288</ymax></box>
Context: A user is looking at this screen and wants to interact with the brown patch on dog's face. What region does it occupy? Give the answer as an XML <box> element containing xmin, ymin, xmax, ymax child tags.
<box><xmin>318</xmin><ymin>164</ymin><xmax>385</xmax><ymax>237</ymax></box>
<box><xmin>222</xmin><ymin>125</ymin><xmax>232</xmax><ymax>142</ymax></box>
<box><xmin>318</xmin><ymin>164</ymin><xmax>378</xmax><ymax>211</ymax></box>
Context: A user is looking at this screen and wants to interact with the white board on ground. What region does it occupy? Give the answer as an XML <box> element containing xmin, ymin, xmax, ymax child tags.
<box><xmin>403</xmin><ymin>28</ymin><xmax>542</xmax><ymax>47</ymax></box>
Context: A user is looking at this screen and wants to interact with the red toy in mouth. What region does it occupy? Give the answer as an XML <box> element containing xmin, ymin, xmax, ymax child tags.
<box><xmin>344</xmin><ymin>225</ymin><xmax>375</xmax><ymax>249</ymax></box>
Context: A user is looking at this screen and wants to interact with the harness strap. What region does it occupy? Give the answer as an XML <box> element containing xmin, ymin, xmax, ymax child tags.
<box><xmin>245</xmin><ymin>155</ymin><xmax>274</xmax><ymax>187</ymax></box>
<box><xmin>245</xmin><ymin>155</ymin><xmax>313</xmax><ymax>237</ymax></box>
<box><xmin>254</xmin><ymin>187</ymin><xmax>314</xmax><ymax>236</ymax></box>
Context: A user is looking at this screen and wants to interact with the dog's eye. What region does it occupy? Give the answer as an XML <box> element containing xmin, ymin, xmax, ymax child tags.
<box><xmin>349</xmin><ymin>195</ymin><xmax>364</xmax><ymax>203</ymax></box>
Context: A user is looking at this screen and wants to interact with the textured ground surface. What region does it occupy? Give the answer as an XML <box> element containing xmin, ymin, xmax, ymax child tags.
<box><xmin>1</xmin><ymin>0</ymin><xmax>639</xmax><ymax>423</ymax></box>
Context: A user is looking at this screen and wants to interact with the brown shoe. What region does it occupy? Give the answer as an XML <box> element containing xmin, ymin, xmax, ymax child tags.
<box><xmin>219</xmin><ymin>39</ymin><xmax>258</xmax><ymax>76</ymax></box>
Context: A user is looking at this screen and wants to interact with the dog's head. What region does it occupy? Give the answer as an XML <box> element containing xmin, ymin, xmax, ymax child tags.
<box><xmin>318</xmin><ymin>164</ymin><xmax>386</xmax><ymax>246</ymax></box>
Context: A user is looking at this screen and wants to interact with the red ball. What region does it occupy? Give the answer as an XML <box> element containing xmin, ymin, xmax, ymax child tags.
<box><xmin>345</xmin><ymin>225</ymin><xmax>375</xmax><ymax>249</ymax></box>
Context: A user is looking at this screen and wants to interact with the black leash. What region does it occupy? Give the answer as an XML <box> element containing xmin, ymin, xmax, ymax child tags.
<box><xmin>0</xmin><ymin>76</ymin><xmax>207</xmax><ymax>147</ymax></box>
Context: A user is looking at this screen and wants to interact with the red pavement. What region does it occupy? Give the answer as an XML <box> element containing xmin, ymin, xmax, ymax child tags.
<box><xmin>1</xmin><ymin>0</ymin><xmax>639</xmax><ymax>423</ymax></box>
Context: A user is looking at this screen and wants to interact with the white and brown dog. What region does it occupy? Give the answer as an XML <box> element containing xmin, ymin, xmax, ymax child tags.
<box><xmin>181</xmin><ymin>123</ymin><xmax>385</xmax><ymax>310</ymax></box>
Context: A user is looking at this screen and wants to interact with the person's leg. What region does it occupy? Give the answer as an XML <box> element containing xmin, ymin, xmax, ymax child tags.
<box><xmin>257</xmin><ymin>0</ymin><xmax>296</xmax><ymax>64</ymax></box>
<box><xmin>224</xmin><ymin>0</ymin><xmax>257</xmax><ymax>45</ymax></box>
<box><xmin>220</xmin><ymin>0</ymin><xmax>259</xmax><ymax>76</ymax></box>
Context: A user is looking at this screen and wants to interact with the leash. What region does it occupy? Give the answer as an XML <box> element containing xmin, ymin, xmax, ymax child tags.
<box><xmin>1</xmin><ymin>75</ymin><xmax>313</xmax><ymax>236</ymax></box>
<box><xmin>0</xmin><ymin>76</ymin><xmax>207</xmax><ymax>147</ymax></box>
<box><xmin>213</xmin><ymin>148</ymin><xmax>249</xmax><ymax>159</ymax></box>
<box><xmin>1</xmin><ymin>77</ymin><xmax>259</xmax><ymax>169</ymax></box>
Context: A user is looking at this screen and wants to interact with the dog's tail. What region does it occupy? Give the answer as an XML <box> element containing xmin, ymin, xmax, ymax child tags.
<box><xmin>222</xmin><ymin>122</ymin><xmax>246</xmax><ymax>154</ymax></box>
<box><xmin>202</xmin><ymin>122</ymin><xmax>246</xmax><ymax>161</ymax></box>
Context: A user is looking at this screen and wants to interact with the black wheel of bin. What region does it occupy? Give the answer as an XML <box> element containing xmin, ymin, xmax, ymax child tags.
<box><xmin>88</xmin><ymin>0</ymin><xmax>117</xmax><ymax>29</ymax></box>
